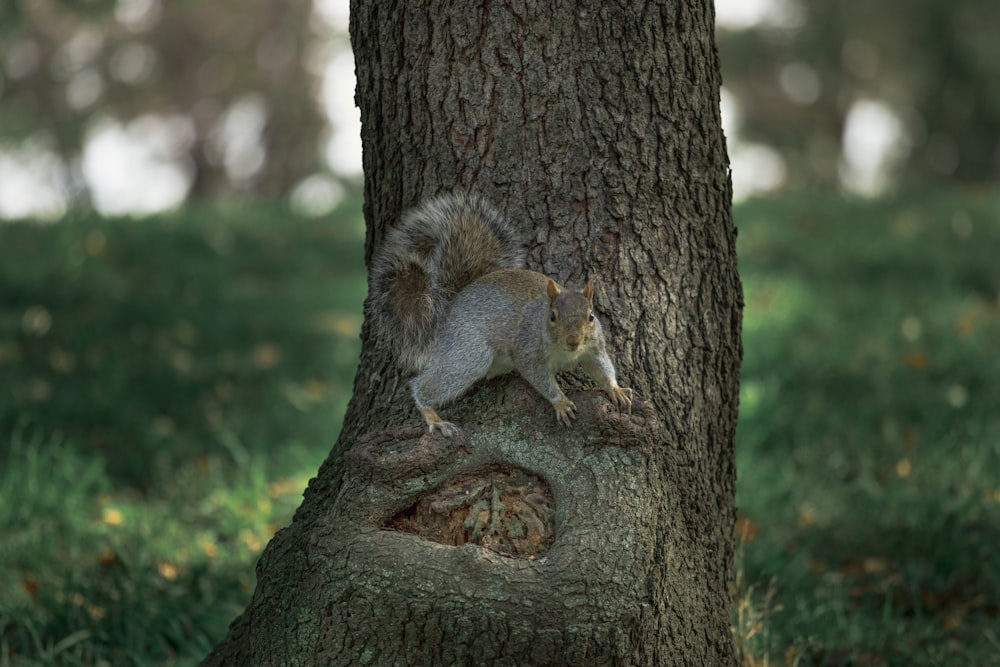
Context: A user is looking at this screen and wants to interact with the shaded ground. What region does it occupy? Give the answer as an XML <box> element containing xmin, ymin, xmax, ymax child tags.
<box><xmin>733</xmin><ymin>192</ymin><xmax>1000</xmax><ymax>666</ymax></box>
<box><xmin>0</xmin><ymin>200</ymin><xmax>365</xmax><ymax>666</ymax></box>
<box><xmin>0</xmin><ymin>191</ymin><xmax>997</xmax><ymax>665</ymax></box>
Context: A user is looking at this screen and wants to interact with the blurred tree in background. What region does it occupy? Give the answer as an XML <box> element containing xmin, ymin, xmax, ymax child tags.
<box><xmin>0</xmin><ymin>0</ymin><xmax>325</xmax><ymax>206</ymax></box>
<box><xmin>717</xmin><ymin>0</ymin><xmax>1000</xmax><ymax>193</ymax></box>
<box><xmin>2</xmin><ymin>0</ymin><xmax>997</xmax><ymax>212</ymax></box>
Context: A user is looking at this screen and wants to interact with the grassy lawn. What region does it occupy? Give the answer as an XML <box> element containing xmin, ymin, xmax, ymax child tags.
<box><xmin>734</xmin><ymin>192</ymin><xmax>1000</xmax><ymax>666</ymax></box>
<box><xmin>0</xmin><ymin>200</ymin><xmax>366</xmax><ymax>666</ymax></box>
<box><xmin>1</xmin><ymin>192</ymin><xmax>998</xmax><ymax>665</ymax></box>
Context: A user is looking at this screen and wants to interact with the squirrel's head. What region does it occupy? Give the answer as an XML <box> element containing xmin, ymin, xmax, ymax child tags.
<box><xmin>546</xmin><ymin>278</ymin><xmax>596</xmax><ymax>351</ymax></box>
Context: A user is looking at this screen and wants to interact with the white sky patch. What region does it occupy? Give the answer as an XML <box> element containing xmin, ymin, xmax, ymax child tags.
<box><xmin>0</xmin><ymin>140</ymin><xmax>68</xmax><ymax>220</ymax></box>
<box><xmin>715</xmin><ymin>0</ymin><xmax>774</xmax><ymax>29</ymax></box>
<box><xmin>719</xmin><ymin>87</ymin><xmax>740</xmax><ymax>140</ymax></box>
<box><xmin>209</xmin><ymin>94</ymin><xmax>269</xmax><ymax>185</ymax></box>
<box><xmin>313</xmin><ymin>0</ymin><xmax>350</xmax><ymax>31</ymax></box>
<box><xmin>110</xmin><ymin>41</ymin><xmax>158</xmax><ymax>85</ymax></box>
<box><xmin>840</xmin><ymin>99</ymin><xmax>907</xmax><ymax>196</ymax></box>
<box><xmin>291</xmin><ymin>173</ymin><xmax>345</xmax><ymax>216</ymax></box>
<box><xmin>115</xmin><ymin>0</ymin><xmax>162</xmax><ymax>33</ymax></box>
<box><xmin>720</xmin><ymin>87</ymin><xmax>785</xmax><ymax>201</ymax></box>
<box><xmin>716</xmin><ymin>0</ymin><xmax>804</xmax><ymax>30</ymax></box>
<box><xmin>778</xmin><ymin>62</ymin><xmax>820</xmax><ymax>105</ymax></box>
<box><xmin>0</xmin><ymin>0</ymin><xmax>359</xmax><ymax>218</ymax></box>
<box><xmin>322</xmin><ymin>50</ymin><xmax>363</xmax><ymax>176</ymax></box>
<box><xmin>1</xmin><ymin>0</ymin><xmax>814</xmax><ymax>218</ymax></box>
<box><xmin>82</xmin><ymin>115</ymin><xmax>193</xmax><ymax>215</ymax></box>
<box><xmin>66</xmin><ymin>68</ymin><xmax>105</xmax><ymax>110</ymax></box>
<box><xmin>730</xmin><ymin>143</ymin><xmax>786</xmax><ymax>201</ymax></box>
<box><xmin>51</xmin><ymin>27</ymin><xmax>104</xmax><ymax>80</ymax></box>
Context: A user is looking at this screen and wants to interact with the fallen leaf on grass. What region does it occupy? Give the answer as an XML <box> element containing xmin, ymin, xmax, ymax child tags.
<box><xmin>21</xmin><ymin>306</ymin><xmax>52</xmax><ymax>336</ymax></box>
<box><xmin>27</xmin><ymin>378</ymin><xmax>52</xmax><ymax>402</ymax></box>
<box><xmin>314</xmin><ymin>312</ymin><xmax>362</xmax><ymax>337</ymax></box>
<box><xmin>169</xmin><ymin>348</ymin><xmax>195</xmax><ymax>375</ymax></box>
<box><xmin>305</xmin><ymin>378</ymin><xmax>327</xmax><ymax>397</ymax></box>
<box><xmin>157</xmin><ymin>560</ymin><xmax>179</xmax><ymax>581</ymax></box>
<box><xmin>197</xmin><ymin>535</ymin><xmax>218</xmax><ymax>558</ymax></box>
<box><xmin>941</xmin><ymin>613</ymin><xmax>963</xmax><ymax>630</ymax></box>
<box><xmin>735</xmin><ymin>515</ymin><xmax>758</xmax><ymax>543</ymax></box>
<box><xmin>901</xmin><ymin>315</ymin><xmax>922</xmax><ymax>341</ymax></box>
<box><xmin>841</xmin><ymin>556</ymin><xmax>892</xmax><ymax>576</ymax></box>
<box><xmin>956</xmin><ymin>313</ymin><xmax>976</xmax><ymax>338</ymax></box>
<box><xmin>849</xmin><ymin>582</ymin><xmax>871</xmax><ymax>597</ymax></box>
<box><xmin>267</xmin><ymin>476</ymin><xmax>306</xmax><ymax>498</ymax></box>
<box><xmin>98</xmin><ymin>549</ymin><xmax>120</xmax><ymax>568</ymax></box>
<box><xmin>797</xmin><ymin>503</ymin><xmax>817</xmax><ymax>527</ymax></box>
<box><xmin>281</xmin><ymin>380</ymin><xmax>328</xmax><ymax>410</ymax></box>
<box><xmin>240</xmin><ymin>529</ymin><xmax>262</xmax><ymax>552</ymax></box>
<box><xmin>150</xmin><ymin>415</ymin><xmax>176</xmax><ymax>438</ymax></box>
<box><xmin>172</xmin><ymin>320</ymin><xmax>199</xmax><ymax>346</ymax></box>
<box><xmin>251</xmin><ymin>342</ymin><xmax>282</xmax><ymax>369</ymax></box>
<box><xmin>48</xmin><ymin>348</ymin><xmax>76</xmax><ymax>374</ymax></box>
<box><xmin>101</xmin><ymin>507</ymin><xmax>124</xmax><ymax>526</ymax></box>
<box><xmin>904</xmin><ymin>350</ymin><xmax>928</xmax><ymax>369</ymax></box>
<box><xmin>84</xmin><ymin>230</ymin><xmax>106</xmax><ymax>256</ymax></box>
<box><xmin>945</xmin><ymin>384</ymin><xmax>969</xmax><ymax>408</ymax></box>
<box><xmin>819</xmin><ymin>648</ymin><xmax>887</xmax><ymax>666</ymax></box>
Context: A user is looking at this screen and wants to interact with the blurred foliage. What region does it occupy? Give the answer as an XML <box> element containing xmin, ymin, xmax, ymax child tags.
<box><xmin>5</xmin><ymin>1</ymin><xmax>997</xmax><ymax>209</ymax></box>
<box><xmin>0</xmin><ymin>199</ymin><xmax>365</xmax><ymax>487</ymax></box>
<box><xmin>0</xmin><ymin>0</ymin><xmax>326</xmax><ymax>201</ymax></box>
<box><xmin>717</xmin><ymin>0</ymin><xmax>1000</xmax><ymax>189</ymax></box>
<box><xmin>0</xmin><ymin>198</ymin><xmax>366</xmax><ymax>665</ymax></box>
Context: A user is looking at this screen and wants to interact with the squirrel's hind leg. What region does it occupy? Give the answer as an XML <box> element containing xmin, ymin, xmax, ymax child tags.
<box><xmin>410</xmin><ymin>342</ymin><xmax>495</xmax><ymax>437</ymax></box>
<box><xmin>418</xmin><ymin>406</ymin><xmax>461</xmax><ymax>437</ymax></box>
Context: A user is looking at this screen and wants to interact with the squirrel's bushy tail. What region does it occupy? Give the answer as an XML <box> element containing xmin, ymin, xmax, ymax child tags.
<box><xmin>369</xmin><ymin>192</ymin><xmax>524</xmax><ymax>372</ymax></box>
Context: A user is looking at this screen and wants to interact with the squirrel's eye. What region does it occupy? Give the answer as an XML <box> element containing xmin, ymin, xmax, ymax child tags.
<box><xmin>588</xmin><ymin>312</ymin><xmax>595</xmax><ymax>322</ymax></box>
<box><xmin>549</xmin><ymin>311</ymin><xmax>557</xmax><ymax>322</ymax></box>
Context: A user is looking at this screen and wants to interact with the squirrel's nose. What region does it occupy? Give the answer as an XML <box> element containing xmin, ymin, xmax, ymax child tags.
<box><xmin>566</xmin><ymin>335</ymin><xmax>580</xmax><ymax>348</ymax></box>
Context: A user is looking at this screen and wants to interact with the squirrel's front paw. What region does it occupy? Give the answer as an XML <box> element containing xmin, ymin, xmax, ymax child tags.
<box><xmin>610</xmin><ymin>385</ymin><xmax>633</xmax><ymax>413</ymax></box>
<box><xmin>553</xmin><ymin>398</ymin><xmax>577</xmax><ymax>427</ymax></box>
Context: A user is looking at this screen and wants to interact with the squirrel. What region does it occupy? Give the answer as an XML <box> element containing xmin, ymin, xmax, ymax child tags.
<box><xmin>369</xmin><ymin>192</ymin><xmax>633</xmax><ymax>436</ymax></box>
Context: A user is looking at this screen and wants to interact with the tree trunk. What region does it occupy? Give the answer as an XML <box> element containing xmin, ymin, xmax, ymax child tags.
<box><xmin>204</xmin><ymin>1</ymin><xmax>740</xmax><ymax>665</ymax></box>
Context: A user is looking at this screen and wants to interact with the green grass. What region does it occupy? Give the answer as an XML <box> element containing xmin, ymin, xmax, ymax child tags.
<box><xmin>0</xmin><ymin>199</ymin><xmax>365</xmax><ymax>666</ymax></box>
<box><xmin>734</xmin><ymin>191</ymin><xmax>1000</xmax><ymax>666</ymax></box>
<box><xmin>1</xmin><ymin>192</ymin><xmax>998</xmax><ymax>665</ymax></box>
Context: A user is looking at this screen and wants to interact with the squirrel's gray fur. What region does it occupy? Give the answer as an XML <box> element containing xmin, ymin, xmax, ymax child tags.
<box><xmin>369</xmin><ymin>193</ymin><xmax>525</xmax><ymax>372</ymax></box>
<box><xmin>369</xmin><ymin>191</ymin><xmax>632</xmax><ymax>436</ymax></box>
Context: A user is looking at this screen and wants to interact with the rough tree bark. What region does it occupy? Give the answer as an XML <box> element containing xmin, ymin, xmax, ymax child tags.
<box><xmin>204</xmin><ymin>1</ymin><xmax>740</xmax><ymax>665</ymax></box>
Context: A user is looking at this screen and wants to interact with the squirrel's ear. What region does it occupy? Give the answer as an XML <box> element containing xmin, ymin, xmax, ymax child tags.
<box><xmin>583</xmin><ymin>279</ymin><xmax>595</xmax><ymax>303</ymax></box>
<box><xmin>547</xmin><ymin>279</ymin><xmax>561</xmax><ymax>301</ymax></box>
